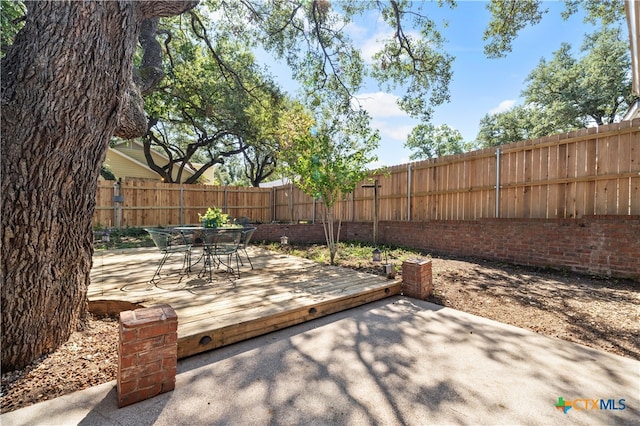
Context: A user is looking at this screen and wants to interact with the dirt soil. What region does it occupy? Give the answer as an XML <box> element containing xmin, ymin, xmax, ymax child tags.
<box><xmin>1</xmin><ymin>256</ymin><xmax>639</xmax><ymax>414</ymax></box>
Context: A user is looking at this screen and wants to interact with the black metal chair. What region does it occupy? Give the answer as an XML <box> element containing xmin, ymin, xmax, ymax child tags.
<box><xmin>236</xmin><ymin>227</ymin><xmax>257</xmax><ymax>270</ymax></box>
<box><xmin>202</xmin><ymin>228</ymin><xmax>243</xmax><ymax>280</ymax></box>
<box><xmin>145</xmin><ymin>228</ymin><xmax>192</xmax><ymax>284</ymax></box>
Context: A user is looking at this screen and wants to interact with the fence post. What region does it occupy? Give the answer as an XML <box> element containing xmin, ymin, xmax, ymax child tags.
<box><xmin>351</xmin><ymin>192</ymin><xmax>355</xmax><ymax>222</ymax></box>
<box><xmin>179</xmin><ymin>186</ymin><xmax>184</xmax><ymax>225</ymax></box>
<box><xmin>289</xmin><ymin>183</ymin><xmax>294</xmax><ymax>223</ymax></box>
<box><xmin>272</xmin><ymin>187</ymin><xmax>275</xmax><ymax>222</ymax></box>
<box><xmin>407</xmin><ymin>164</ymin><xmax>412</xmax><ymax>222</ymax></box>
<box><xmin>495</xmin><ymin>148</ymin><xmax>501</xmax><ymax>218</ymax></box>
<box><xmin>113</xmin><ymin>182</ymin><xmax>117</xmax><ymax>228</ymax></box>
<box><xmin>113</xmin><ymin>178</ymin><xmax>123</xmax><ymax>229</ymax></box>
<box><xmin>362</xmin><ymin>179</ymin><xmax>380</xmax><ymax>244</ymax></box>
<box><xmin>374</xmin><ymin>179</ymin><xmax>379</xmax><ymax>243</ymax></box>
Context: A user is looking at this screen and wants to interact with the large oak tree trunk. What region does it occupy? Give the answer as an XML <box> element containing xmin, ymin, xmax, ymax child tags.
<box><xmin>1</xmin><ymin>0</ymin><xmax>196</xmax><ymax>372</ymax></box>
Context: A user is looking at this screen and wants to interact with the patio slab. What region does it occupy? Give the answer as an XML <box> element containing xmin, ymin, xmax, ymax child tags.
<box><xmin>2</xmin><ymin>297</ymin><xmax>638</xmax><ymax>425</ymax></box>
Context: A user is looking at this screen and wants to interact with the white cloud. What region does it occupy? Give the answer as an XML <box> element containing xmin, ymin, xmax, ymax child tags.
<box><xmin>359</xmin><ymin>35</ymin><xmax>384</xmax><ymax>64</ymax></box>
<box><xmin>344</xmin><ymin>20</ymin><xmax>369</xmax><ymax>42</ymax></box>
<box><xmin>489</xmin><ymin>99</ymin><xmax>516</xmax><ymax>114</ymax></box>
<box><xmin>354</xmin><ymin>92</ymin><xmax>407</xmax><ymax>119</ymax></box>
<box><xmin>360</xmin><ymin>28</ymin><xmax>397</xmax><ymax>64</ymax></box>
<box><xmin>373</xmin><ymin>120</ymin><xmax>414</xmax><ymax>142</ymax></box>
<box><xmin>352</xmin><ymin>92</ymin><xmax>419</xmax><ymax>166</ymax></box>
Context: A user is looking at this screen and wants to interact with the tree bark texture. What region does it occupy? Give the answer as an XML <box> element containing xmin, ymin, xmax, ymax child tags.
<box><xmin>1</xmin><ymin>0</ymin><xmax>196</xmax><ymax>372</ymax></box>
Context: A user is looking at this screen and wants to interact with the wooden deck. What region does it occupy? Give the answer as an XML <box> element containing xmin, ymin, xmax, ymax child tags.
<box><xmin>89</xmin><ymin>246</ymin><xmax>402</xmax><ymax>358</ymax></box>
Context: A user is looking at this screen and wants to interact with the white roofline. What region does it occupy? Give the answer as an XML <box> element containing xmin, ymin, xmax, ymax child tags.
<box><xmin>108</xmin><ymin>147</ymin><xmax>158</xmax><ymax>172</ymax></box>
<box><xmin>626</xmin><ymin>0</ymin><xmax>640</xmax><ymax>95</ymax></box>
<box><xmin>111</xmin><ymin>140</ymin><xmax>199</xmax><ymax>175</ymax></box>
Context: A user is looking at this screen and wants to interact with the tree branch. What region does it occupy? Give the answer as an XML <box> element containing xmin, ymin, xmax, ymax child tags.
<box><xmin>115</xmin><ymin>1</ymin><xmax>198</xmax><ymax>139</ymax></box>
<box><xmin>135</xmin><ymin>18</ymin><xmax>165</xmax><ymax>95</ymax></box>
<box><xmin>188</xmin><ymin>10</ymin><xmax>267</xmax><ymax>101</ymax></box>
<box><xmin>309</xmin><ymin>0</ymin><xmax>350</xmax><ymax>95</ymax></box>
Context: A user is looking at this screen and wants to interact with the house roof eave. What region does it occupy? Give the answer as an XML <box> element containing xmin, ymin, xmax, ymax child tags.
<box><xmin>626</xmin><ymin>0</ymin><xmax>640</xmax><ymax>95</ymax></box>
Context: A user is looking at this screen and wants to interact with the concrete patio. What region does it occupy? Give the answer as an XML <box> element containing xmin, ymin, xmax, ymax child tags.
<box><xmin>2</xmin><ymin>297</ymin><xmax>639</xmax><ymax>425</ymax></box>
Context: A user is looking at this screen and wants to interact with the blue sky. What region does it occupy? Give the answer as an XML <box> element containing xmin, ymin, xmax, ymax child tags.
<box><xmin>263</xmin><ymin>1</ymin><xmax>602</xmax><ymax>167</ymax></box>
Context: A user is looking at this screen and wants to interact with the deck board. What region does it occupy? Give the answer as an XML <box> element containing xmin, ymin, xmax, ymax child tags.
<box><xmin>90</xmin><ymin>246</ymin><xmax>401</xmax><ymax>358</ymax></box>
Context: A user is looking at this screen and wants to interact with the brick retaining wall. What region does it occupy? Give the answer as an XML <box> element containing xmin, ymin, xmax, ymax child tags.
<box><xmin>254</xmin><ymin>216</ymin><xmax>639</xmax><ymax>279</ymax></box>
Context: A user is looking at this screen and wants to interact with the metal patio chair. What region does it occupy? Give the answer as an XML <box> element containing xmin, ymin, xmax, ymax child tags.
<box><xmin>145</xmin><ymin>228</ymin><xmax>192</xmax><ymax>284</ymax></box>
<box><xmin>202</xmin><ymin>228</ymin><xmax>243</xmax><ymax>280</ymax></box>
<box><xmin>236</xmin><ymin>227</ymin><xmax>257</xmax><ymax>270</ymax></box>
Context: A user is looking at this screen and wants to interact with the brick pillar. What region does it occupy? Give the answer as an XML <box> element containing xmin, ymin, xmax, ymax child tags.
<box><xmin>402</xmin><ymin>258</ymin><xmax>433</xmax><ymax>300</ymax></box>
<box><xmin>118</xmin><ymin>304</ymin><xmax>178</xmax><ymax>408</ymax></box>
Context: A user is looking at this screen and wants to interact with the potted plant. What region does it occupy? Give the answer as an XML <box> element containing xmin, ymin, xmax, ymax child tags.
<box><xmin>198</xmin><ymin>207</ymin><xmax>229</xmax><ymax>228</ymax></box>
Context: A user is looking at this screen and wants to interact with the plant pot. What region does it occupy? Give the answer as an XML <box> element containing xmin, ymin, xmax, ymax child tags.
<box><xmin>202</xmin><ymin>219</ymin><xmax>217</xmax><ymax>228</ymax></box>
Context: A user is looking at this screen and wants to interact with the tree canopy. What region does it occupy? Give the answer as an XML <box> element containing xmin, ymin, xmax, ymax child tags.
<box><xmin>483</xmin><ymin>0</ymin><xmax>626</xmax><ymax>58</ymax></box>
<box><xmin>404</xmin><ymin>124</ymin><xmax>471</xmax><ymax>160</ymax></box>
<box><xmin>523</xmin><ymin>26</ymin><xmax>633</xmax><ymax>127</ymax></box>
<box><xmin>477</xmin><ymin>24</ymin><xmax>633</xmax><ymax>148</ymax></box>
<box><xmin>139</xmin><ymin>8</ymin><xmax>290</xmax><ymax>185</ymax></box>
<box><xmin>118</xmin><ymin>0</ymin><xmax>456</xmax><ymax>183</ymax></box>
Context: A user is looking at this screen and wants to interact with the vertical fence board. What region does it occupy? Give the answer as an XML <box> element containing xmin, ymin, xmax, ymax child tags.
<box><xmin>420</xmin><ymin>166</ymin><xmax>429</xmax><ymax>220</ymax></box>
<box><xmin>519</xmin><ymin>146</ymin><xmax>528</xmax><ymax>217</ymax></box>
<box><xmin>448</xmin><ymin>161</ymin><xmax>455</xmax><ymax>219</ymax></box>
<box><xmin>616</xmin><ymin>130</ymin><xmax>630</xmax><ymax>215</ymax></box>
<box><xmin>530</xmin><ymin>145</ymin><xmax>546</xmax><ymax>218</ymax></box>
<box><xmin>466</xmin><ymin>157</ymin><xmax>476</xmax><ymax>219</ymax></box>
<box><xmin>480</xmin><ymin>154</ymin><xmax>491</xmax><ymax>218</ymax></box>
<box><xmin>503</xmin><ymin>150</ymin><xmax>513</xmax><ymax>218</ymax></box>
<box><xmin>595</xmin><ymin>135</ymin><xmax>612</xmax><ymax>214</ymax></box>
<box><xmin>558</xmin><ymin>140</ymin><xmax>569</xmax><ymax>218</ymax></box>
<box><xmin>547</xmin><ymin>138</ymin><xmax>560</xmax><ymax>218</ymax></box>
<box><xmin>479</xmin><ymin>154</ymin><xmax>490</xmax><ymax>218</ymax></box>
<box><xmin>453</xmin><ymin>159</ymin><xmax>463</xmax><ymax>220</ymax></box>
<box><xmin>582</xmin><ymin>134</ymin><xmax>595</xmax><ymax>216</ymax></box>
<box><xmin>513</xmin><ymin>148</ymin><xmax>523</xmax><ymax>218</ymax></box>
<box><xmin>584</xmin><ymin>136</ymin><xmax>597</xmax><ymax>216</ymax></box>
<box><xmin>566</xmin><ymin>140</ymin><xmax>578</xmax><ymax>218</ymax></box>
<box><xmin>607</xmin><ymin>130</ymin><xmax>620</xmax><ymax>214</ymax></box>
<box><xmin>442</xmin><ymin>164</ymin><xmax>451</xmax><ymax>219</ymax></box>
<box><xmin>430</xmin><ymin>165</ymin><xmax>438</xmax><ymax>220</ymax></box>
<box><xmin>461</xmin><ymin>159</ymin><xmax>469</xmax><ymax>219</ymax></box>
<box><xmin>502</xmin><ymin>150</ymin><xmax>514</xmax><ymax>218</ymax></box>
<box><xmin>631</xmin><ymin>127</ymin><xmax>640</xmax><ymax>214</ymax></box>
<box><xmin>444</xmin><ymin>163</ymin><xmax>452</xmax><ymax>219</ymax></box>
<box><xmin>419</xmin><ymin>165</ymin><xmax>430</xmax><ymax>221</ymax></box>
<box><xmin>621</xmin><ymin>124</ymin><xmax>638</xmax><ymax>215</ymax></box>
<box><xmin>573</xmin><ymin>137</ymin><xmax>585</xmax><ymax>217</ymax></box>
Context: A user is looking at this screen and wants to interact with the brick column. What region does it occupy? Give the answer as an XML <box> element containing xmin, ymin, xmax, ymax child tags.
<box><xmin>118</xmin><ymin>304</ymin><xmax>178</xmax><ymax>408</ymax></box>
<box><xmin>402</xmin><ymin>258</ymin><xmax>433</xmax><ymax>300</ymax></box>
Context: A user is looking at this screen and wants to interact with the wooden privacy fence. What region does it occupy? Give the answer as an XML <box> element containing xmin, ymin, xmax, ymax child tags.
<box><xmin>94</xmin><ymin>181</ymin><xmax>271</xmax><ymax>227</ymax></box>
<box><xmin>94</xmin><ymin>119</ymin><xmax>639</xmax><ymax>228</ymax></box>
<box><xmin>274</xmin><ymin>119</ymin><xmax>640</xmax><ymax>222</ymax></box>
